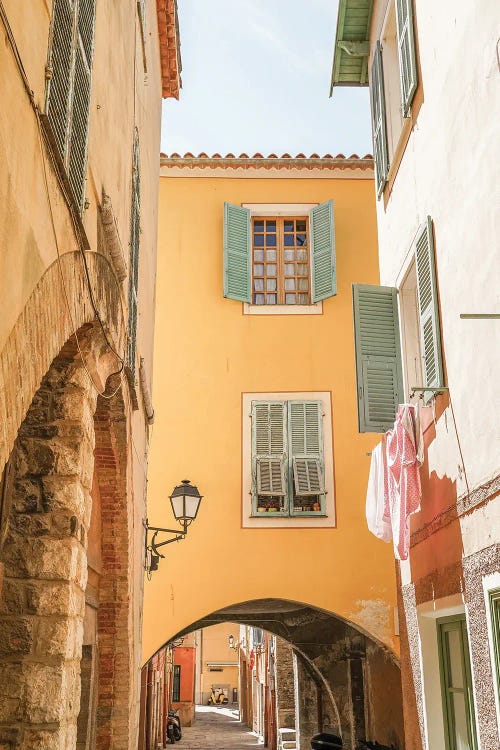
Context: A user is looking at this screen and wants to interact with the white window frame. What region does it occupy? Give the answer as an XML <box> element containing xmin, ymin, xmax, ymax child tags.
<box><xmin>242</xmin><ymin>391</ymin><xmax>335</xmax><ymax>528</ymax></box>
<box><xmin>242</xmin><ymin>204</ymin><xmax>323</xmax><ymax>316</ymax></box>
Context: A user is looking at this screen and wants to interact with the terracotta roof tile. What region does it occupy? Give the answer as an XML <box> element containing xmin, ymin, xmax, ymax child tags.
<box><xmin>159</xmin><ymin>152</ymin><xmax>374</xmax><ymax>171</ymax></box>
<box><xmin>156</xmin><ymin>0</ymin><xmax>182</xmax><ymax>99</ymax></box>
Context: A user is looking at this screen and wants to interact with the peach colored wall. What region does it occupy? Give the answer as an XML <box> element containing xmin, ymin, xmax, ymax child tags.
<box><xmin>143</xmin><ymin>169</ymin><xmax>400</xmax><ymax>661</ymax></box>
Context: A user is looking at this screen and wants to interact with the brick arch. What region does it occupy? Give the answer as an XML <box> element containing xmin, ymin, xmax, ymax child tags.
<box><xmin>0</xmin><ymin>322</ymin><xmax>134</xmax><ymax>749</ymax></box>
<box><xmin>0</xmin><ymin>250</ymin><xmax>126</xmax><ymax>477</ymax></box>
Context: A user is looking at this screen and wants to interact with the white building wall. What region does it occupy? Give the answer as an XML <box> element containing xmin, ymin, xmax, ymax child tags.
<box><xmin>374</xmin><ymin>0</ymin><xmax>500</xmax><ymax>492</ymax></box>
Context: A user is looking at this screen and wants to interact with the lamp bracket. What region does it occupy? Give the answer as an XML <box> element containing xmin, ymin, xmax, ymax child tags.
<box><xmin>144</xmin><ymin>518</ymin><xmax>188</xmax><ymax>564</ymax></box>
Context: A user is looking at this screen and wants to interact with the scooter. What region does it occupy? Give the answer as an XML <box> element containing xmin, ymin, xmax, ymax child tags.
<box><xmin>207</xmin><ymin>687</ymin><xmax>228</xmax><ymax>705</ymax></box>
<box><xmin>166</xmin><ymin>708</ymin><xmax>181</xmax><ymax>743</ymax></box>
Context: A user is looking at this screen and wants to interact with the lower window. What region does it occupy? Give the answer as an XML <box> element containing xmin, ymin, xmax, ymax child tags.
<box><xmin>172</xmin><ymin>664</ymin><xmax>181</xmax><ymax>702</ymax></box>
<box><xmin>437</xmin><ymin>615</ymin><xmax>477</xmax><ymax>750</ymax></box>
<box><xmin>251</xmin><ymin>399</ymin><xmax>326</xmax><ymax>517</ymax></box>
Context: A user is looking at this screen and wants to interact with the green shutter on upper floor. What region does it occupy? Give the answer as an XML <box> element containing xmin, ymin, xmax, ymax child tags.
<box><xmin>395</xmin><ymin>0</ymin><xmax>418</xmax><ymax>116</ymax></box>
<box><xmin>415</xmin><ymin>217</ymin><xmax>444</xmax><ymax>395</ymax></box>
<box><xmin>353</xmin><ymin>284</ymin><xmax>404</xmax><ymax>433</ymax></box>
<box><xmin>223</xmin><ymin>203</ymin><xmax>251</xmax><ymax>302</ymax></box>
<box><xmin>370</xmin><ymin>42</ymin><xmax>389</xmax><ymax>197</ymax></box>
<box><xmin>311</xmin><ymin>200</ymin><xmax>336</xmax><ymax>302</ymax></box>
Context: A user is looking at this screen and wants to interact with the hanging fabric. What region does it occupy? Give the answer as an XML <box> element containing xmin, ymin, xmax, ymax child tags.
<box><xmin>386</xmin><ymin>404</ymin><xmax>423</xmax><ymax>560</ymax></box>
<box><xmin>365</xmin><ymin>439</ymin><xmax>392</xmax><ymax>543</ymax></box>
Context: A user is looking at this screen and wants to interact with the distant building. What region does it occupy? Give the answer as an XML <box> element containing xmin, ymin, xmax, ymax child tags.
<box><xmin>0</xmin><ymin>2</ymin><xmax>181</xmax><ymax>749</ymax></box>
<box><xmin>331</xmin><ymin>2</ymin><xmax>500</xmax><ymax>749</ymax></box>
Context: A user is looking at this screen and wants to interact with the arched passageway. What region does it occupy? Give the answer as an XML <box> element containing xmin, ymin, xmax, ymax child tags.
<box><xmin>142</xmin><ymin>599</ymin><xmax>404</xmax><ymax>750</ymax></box>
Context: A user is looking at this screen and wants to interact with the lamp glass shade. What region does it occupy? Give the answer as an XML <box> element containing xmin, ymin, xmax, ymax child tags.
<box><xmin>229</xmin><ymin>635</ymin><xmax>235</xmax><ymax>648</ymax></box>
<box><xmin>169</xmin><ymin>480</ymin><xmax>202</xmax><ymax>522</ymax></box>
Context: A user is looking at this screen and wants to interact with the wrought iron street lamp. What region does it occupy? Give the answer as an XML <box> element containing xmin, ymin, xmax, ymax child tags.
<box><xmin>228</xmin><ymin>634</ymin><xmax>239</xmax><ymax>650</ymax></box>
<box><xmin>144</xmin><ymin>479</ymin><xmax>203</xmax><ymax>574</ymax></box>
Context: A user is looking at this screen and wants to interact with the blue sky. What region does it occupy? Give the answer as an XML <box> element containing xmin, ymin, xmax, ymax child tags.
<box><xmin>160</xmin><ymin>0</ymin><xmax>373</xmax><ymax>157</ymax></box>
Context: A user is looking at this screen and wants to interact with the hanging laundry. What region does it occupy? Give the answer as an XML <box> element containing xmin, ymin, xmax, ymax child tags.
<box><xmin>366</xmin><ymin>440</ymin><xmax>392</xmax><ymax>543</ymax></box>
<box><xmin>386</xmin><ymin>404</ymin><xmax>423</xmax><ymax>560</ymax></box>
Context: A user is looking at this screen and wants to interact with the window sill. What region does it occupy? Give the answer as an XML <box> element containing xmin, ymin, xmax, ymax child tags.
<box><xmin>243</xmin><ymin>302</ymin><xmax>323</xmax><ymax>316</ymax></box>
<box><xmin>251</xmin><ymin>512</ymin><xmax>327</xmax><ymax>519</ymax></box>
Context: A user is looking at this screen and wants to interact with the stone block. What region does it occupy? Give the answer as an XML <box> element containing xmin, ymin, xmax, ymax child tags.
<box><xmin>0</xmin><ymin>616</ymin><xmax>33</xmax><ymax>656</ymax></box>
<box><xmin>40</xmin><ymin>476</ymin><xmax>87</xmax><ymax>518</ymax></box>
<box><xmin>2</xmin><ymin>536</ymin><xmax>81</xmax><ymax>581</ymax></box>
<box><xmin>35</xmin><ymin>616</ymin><xmax>82</xmax><ymax>659</ymax></box>
<box><xmin>24</xmin><ymin>663</ymin><xmax>68</xmax><ymax>723</ymax></box>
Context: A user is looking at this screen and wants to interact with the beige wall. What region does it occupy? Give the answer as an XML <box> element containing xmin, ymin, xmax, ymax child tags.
<box><xmin>0</xmin><ymin>0</ymin><xmax>167</xmax><ymax>743</ymax></box>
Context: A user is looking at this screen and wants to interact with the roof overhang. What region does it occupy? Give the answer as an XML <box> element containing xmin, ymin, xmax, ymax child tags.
<box><xmin>329</xmin><ymin>0</ymin><xmax>373</xmax><ymax>96</ymax></box>
<box><xmin>156</xmin><ymin>0</ymin><xmax>182</xmax><ymax>99</ymax></box>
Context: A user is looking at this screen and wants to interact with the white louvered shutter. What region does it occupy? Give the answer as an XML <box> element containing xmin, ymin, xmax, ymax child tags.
<box><xmin>251</xmin><ymin>402</ymin><xmax>287</xmax><ymax>500</ymax></box>
<box><xmin>289</xmin><ymin>401</ymin><xmax>325</xmax><ymax>497</ymax></box>
<box><xmin>370</xmin><ymin>42</ymin><xmax>389</xmax><ymax>198</ymax></box>
<box><xmin>353</xmin><ymin>284</ymin><xmax>404</xmax><ymax>432</ymax></box>
<box><xmin>46</xmin><ymin>0</ymin><xmax>75</xmax><ymax>160</ymax></box>
<box><xmin>415</xmin><ymin>217</ymin><xmax>443</xmax><ymax>395</ymax></box>
<box><xmin>68</xmin><ymin>0</ymin><xmax>96</xmax><ymax>210</ymax></box>
<box><xmin>311</xmin><ymin>200</ymin><xmax>336</xmax><ymax>302</ymax></box>
<box><xmin>395</xmin><ymin>0</ymin><xmax>418</xmax><ymax>116</ymax></box>
<box><xmin>223</xmin><ymin>203</ymin><xmax>251</xmax><ymax>302</ymax></box>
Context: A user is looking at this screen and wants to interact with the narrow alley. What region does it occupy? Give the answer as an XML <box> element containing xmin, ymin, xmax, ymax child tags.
<box><xmin>179</xmin><ymin>707</ymin><xmax>261</xmax><ymax>750</ymax></box>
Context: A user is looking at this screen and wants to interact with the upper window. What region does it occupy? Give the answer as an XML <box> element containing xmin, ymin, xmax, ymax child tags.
<box><xmin>251</xmin><ymin>217</ymin><xmax>310</xmax><ymax>305</ymax></box>
<box><xmin>370</xmin><ymin>0</ymin><xmax>418</xmax><ymax>196</ymax></box>
<box><xmin>223</xmin><ymin>201</ymin><xmax>336</xmax><ymax>308</ymax></box>
<box><xmin>46</xmin><ymin>0</ymin><xmax>96</xmax><ymax>211</ymax></box>
<box><xmin>352</xmin><ymin>217</ymin><xmax>444</xmax><ymax>432</ymax></box>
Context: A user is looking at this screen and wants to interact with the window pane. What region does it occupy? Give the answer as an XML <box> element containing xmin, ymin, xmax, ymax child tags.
<box><xmin>446</xmin><ymin>629</ymin><xmax>465</xmax><ymax>688</ymax></box>
<box><xmin>254</xmin><ymin>220</ymin><xmax>264</xmax><ymax>229</ymax></box>
<box><xmin>297</xmin><ymin>264</ymin><xmax>308</xmax><ymax>275</ymax></box>
<box><xmin>298</xmin><ymin>278</ymin><xmax>309</xmax><ymax>291</ymax></box>
<box><xmin>266</xmin><ymin>250</ymin><xmax>276</xmax><ymax>261</ymax></box>
<box><xmin>254</xmin><ymin>234</ymin><xmax>264</xmax><ymax>246</ymax></box>
<box><xmin>284</xmin><ymin>250</ymin><xmax>294</xmax><ymax>261</ymax></box>
<box><xmin>266</xmin><ymin>279</ymin><xmax>277</xmax><ymax>291</ymax></box>
<box><xmin>285</xmin><ymin>279</ymin><xmax>296</xmax><ymax>291</ymax></box>
<box><xmin>254</xmin><ymin>293</ymin><xmax>265</xmax><ymax>305</ymax></box>
<box><xmin>266</xmin><ymin>220</ymin><xmax>276</xmax><ymax>230</ymax></box>
<box><xmin>451</xmin><ymin>692</ymin><xmax>470</xmax><ymax>750</ymax></box>
<box><xmin>285</xmin><ymin>293</ymin><xmax>295</xmax><ymax>304</ymax></box>
<box><xmin>284</xmin><ymin>220</ymin><xmax>293</xmax><ymax>232</ymax></box>
<box><xmin>284</xmin><ymin>234</ymin><xmax>295</xmax><ymax>246</ymax></box>
<box><xmin>298</xmin><ymin>293</ymin><xmax>309</xmax><ymax>304</ymax></box>
<box><xmin>254</xmin><ymin>264</ymin><xmax>264</xmax><ymax>275</ymax></box>
<box><xmin>297</xmin><ymin>233</ymin><xmax>307</xmax><ymax>246</ymax></box>
<box><xmin>267</xmin><ymin>264</ymin><xmax>277</xmax><ymax>276</ymax></box>
<box><xmin>285</xmin><ymin>264</ymin><xmax>294</xmax><ymax>275</ymax></box>
<box><xmin>266</xmin><ymin>234</ymin><xmax>277</xmax><ymax>247</ymax></box>
<box><xmin>266</xmin><ymin>294</ymin><xmax>277</xmax><ymax>304</ymax></box>
<box><xmin>296</xmin><ymin>250</ymin><xmax>307</xmax><ymax>261</ymax></box>
<box><xmin>254</xmin><ymin>279</ymin><xmax>264</xmax><ymax>291</ymax></box>
<box><xmin>254</xmin><ymin>249</ymin><xmax>264</xmax><ymax>261</ymax></box>
<box><xmin>296</xmin><ymin>220</ymin><xmax>306</xmax><ymax>231</ymax></box>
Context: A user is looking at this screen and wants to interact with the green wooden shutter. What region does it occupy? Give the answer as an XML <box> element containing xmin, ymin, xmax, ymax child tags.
<box><xmin>395</xmin><ymin>0</ymin><xmax>418</xmax><ymax>116</ymax></box>
<box><xmin>370</xmin><ymin>42</ymin><xmax>389</xmax><ymax>198</ymax></box>
<box><xmin>68</xmin><ymin>0</ymin><xmax>95</xmax><ymax>211</ymax></box>
<box><xmin>46</xmin><ymin>0</ymin><xmax>75</xmax><ymax>160</ymax></box>
<box><xmin>251</xmin><ymin>402</ymin><xmax>287</xmax><ymax>512</ymax></box>
<box><xmin>223</xmin><ymin>203</ymin><xmax>251</xmax><ymax>302</ymax></box>
<box><xmin>311</xmin><ymin>200</ymin><xmax>336</xmax><ymax>303</ymax></box>
<box><xmin>353</xmin><ymin>284</ymin><xmax>404</xmax><ymax>433</ymax></box>
<box><xmin>288</xmin><ymin>401</ymin><xmax>325</xmax><ymax>501</ymax></box>
<box><xmin>489</xmin><ymin>590</ymin><xmax>500</xmax><ymax>698</ymax></box>
<box><xmin>127</xmin><ymin>133</ymin><xmax>140</xmax><ymax>375</ymax></box>
<box><xmin>415</xmin><ymin>217</ymin><xmax>444</xmax><ymax>394</ymax></box>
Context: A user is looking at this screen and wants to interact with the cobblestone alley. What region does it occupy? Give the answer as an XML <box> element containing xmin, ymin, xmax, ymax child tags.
<box><xmin>179</xmin><ymin>706</ymin><xmax>262</xmax><ymax>749</ymax></box>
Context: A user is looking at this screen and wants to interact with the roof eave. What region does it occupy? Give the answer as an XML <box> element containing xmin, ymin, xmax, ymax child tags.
<box><xmin>156</xmin><ymin>0</ymin><xmax>183</xmax><ymax>100</ymax></box>
<box><xmin>329</xmin><ymin>0</ymin><xmax>373</xmax><ymax>97</ymax></box>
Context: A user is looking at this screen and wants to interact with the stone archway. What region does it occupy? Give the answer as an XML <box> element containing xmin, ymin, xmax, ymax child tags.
<box><xmin>148</xmin><ymin>599</ymin><xmax>405</xmax><ymax>750</ymax></box>
<box><xmin>0</xmin><ymin>319</ymin><xmax>134</xmax><ymax>749</ymax></box>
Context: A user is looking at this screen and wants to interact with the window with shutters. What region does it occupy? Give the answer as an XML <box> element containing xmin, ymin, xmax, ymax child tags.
<box><xmin>172</xmin><ymin>665</ymin><xmax>181</xmax><ymax>703</ymax></box>
<box><xmin>251</xmin><ymin>399</ymin><xmax>326</xmax><ymax>517</ymax></box>
<box><xmin>127</xmin><ymin>132</ymin><xmax>141</xmax><ymax>376</ymax></box>
<box><xmin>370</xmin><ymin>0</ymin><xmax>418</xmax><ymax>197</ymax></box>
<box><xmin>224</xmin><ymin>202</ymin><xmax>336</xmax><ymax>313</ymax></box>
<box><xmin>46</xmin><ymin>0</ymin><xmax>96</xmax><ymax>212</ymax></box>
<box><xmin>353</xmin><ymin>217</ymin><xmax>444</xmax><ymax>432</ymax></box>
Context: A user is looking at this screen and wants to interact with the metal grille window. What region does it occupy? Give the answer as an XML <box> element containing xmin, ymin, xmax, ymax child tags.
<box><xmin>252</xmin><ymin>217</ymin><xmax>310</xmax><ymax>305</ymax></box>
<box><xmin>251</xmin><ymin>400</ymin><xmax>325</xmax><ymax>517</ymax></box>
<box><xmin>46</xmin><ymin>0</ymin><xmax>96</xmax><ymax>211</ymax></box>
<box><xmin>172</xmin><ymin>665</ymin><xmax>181</xmax><ymax>703</ymax></box>
<box><xmin>127</xmin><ymin>132</ymin><xmax>141</xmax><ymax>375</ymax></box>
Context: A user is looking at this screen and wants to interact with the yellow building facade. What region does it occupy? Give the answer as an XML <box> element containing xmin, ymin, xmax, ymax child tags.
<box><xmin>195</xmin><ymin>623</ymin><xmax>239</xmax><ymax>706</ymax></box>
<box><xmin>143</xmin><ymin>154</ymin><xmax>405</xmax><ymax>748</ymax></box>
